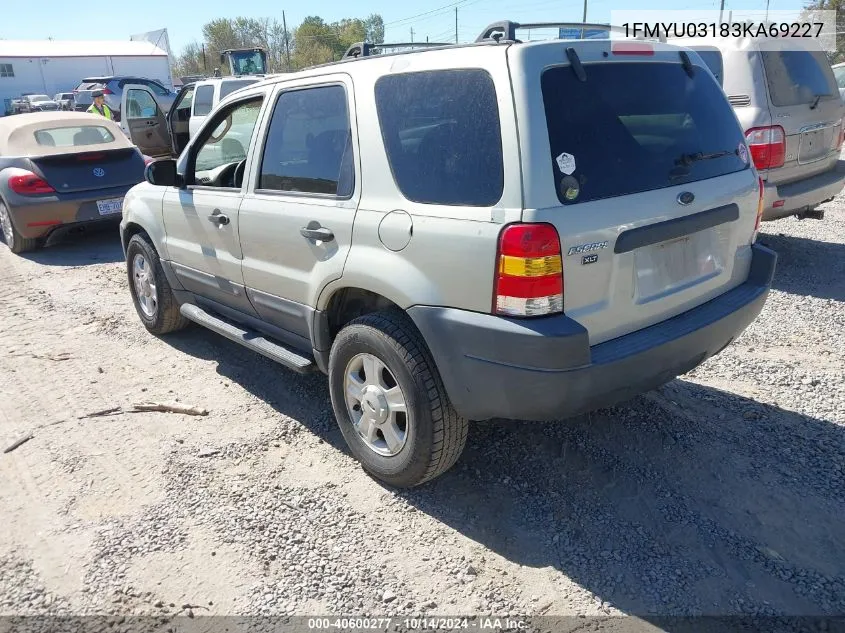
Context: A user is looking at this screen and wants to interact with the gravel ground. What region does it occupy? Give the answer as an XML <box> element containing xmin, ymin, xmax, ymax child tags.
<box><xmin>1</xmin><ymin>194</ymin><xmax>843</xmax><ymax>625</ymax></box>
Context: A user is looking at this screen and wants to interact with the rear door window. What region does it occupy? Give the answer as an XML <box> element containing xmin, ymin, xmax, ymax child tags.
<box><xmin>374</xmin><ymin>69</ymin><xmax>504</xmax><ymax>207</ymax></box>
<box><xmin>193</xmin><ymin>85</ymin><xmax>215</xmax><ymax>116</ymax></box>
<box><xmin>541</xmin><ymin>61</ymin><xmax>749</xmax><ymax>205</ymax></box>
<box><xmin>761</xmin><ymin>49</ymin><xmax>837</xmax><ymax>107</ymax></box>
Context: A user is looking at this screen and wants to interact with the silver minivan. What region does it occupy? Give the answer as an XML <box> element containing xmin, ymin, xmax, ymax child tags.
<box><xmin>677</xmin><ymin>37</ymin><xmax>845</xmax><ymax>221</ymax></box>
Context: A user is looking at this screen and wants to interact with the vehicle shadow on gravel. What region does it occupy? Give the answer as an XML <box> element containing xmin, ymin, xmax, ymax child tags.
<box><xmin>20</xmin><ymin>224</ymin><xmax>124</xmax><ymax>266</ymax></box>
<box><xmin>162</xmin><ymin>327</ymin><xmax>845</xmax><ymax>617</ymax></box>
<box><xmin>759</xmin><ymin>232</ymin><xmax>845</xmax><ymax>301</ymax></box>
<box><xmin>407</xmin><ymin>382</ymin><xmax>845</xmax><ymax>617</ymax></box>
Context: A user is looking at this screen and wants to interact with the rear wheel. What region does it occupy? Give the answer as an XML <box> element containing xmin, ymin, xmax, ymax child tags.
<box><xmin>126</xmin><ymin>233</ymin><xmax>188</xmax><ymax>335</ymax></box>
<box><xmin>0</xmin><ymin>201</ymin><xmax>39</xmax><ymax>254</ymax></box>
<box><xmin>328</xmin><ymin>311</ymin><xmax>468</xmax><ymax>488</ymax></box>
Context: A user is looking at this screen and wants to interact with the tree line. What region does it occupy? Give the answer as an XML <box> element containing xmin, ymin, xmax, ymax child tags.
<box><xmin>173</xmin><ymin>15</ymin><xmax>385</xmax><ymax>78</ymax></box>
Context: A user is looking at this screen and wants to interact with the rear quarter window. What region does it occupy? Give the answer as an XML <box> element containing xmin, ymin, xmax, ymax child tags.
<box><xmin>220</xmin><ymin>80</ymin><xmax>258</xmax><ymax>100</ymax></box>
<box><xmin>761</xmin><ymin>49</ymin><xmax>838</xmax><ymax>107</ymax></box>
<box><xmin>374</xmin><ymin>69</ymin><xmax>504</xmax><ymax>207</ymax></box>
<box><xmin>541</xmin><ymin>61</ymin><xmax>749</xmax><ymax>205</ymax></box>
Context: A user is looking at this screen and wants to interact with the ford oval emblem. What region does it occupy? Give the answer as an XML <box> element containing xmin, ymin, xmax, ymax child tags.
<box><xmin>677</xmin><ymin>191</ymin><xmax>694</xmax><ymax>205</ymax></box>
<box><xmin>93</xmin><ymin>168</ymin><xmax>105</xmax><ymax>177</ymax></box>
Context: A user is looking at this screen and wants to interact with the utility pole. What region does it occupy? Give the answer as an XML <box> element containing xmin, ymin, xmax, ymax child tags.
<box><xmin>455</xmin><ymin>7</ymin><xmax>459</xmax><ymax>43</ymax></box>
<box><xmin>765</xmin><ymin>0</ymin><xmax>770</xmax><ymax>23</ymax></box>
<box><xmin>410</xmin><ymin>27</ymin><xmax>415</xmax><ymax>42</ymax></box>
<box><xmin>202</xmin><ymin>44</ymin><xmax>207</xmax><ymax>72</ymax></box>
<box><xmin>581</xmin><ymin>0</ymin><xmax>587</xmax><ymax>39</ymax></box>
<box><xmin>719</xmin><ymin>0</ymin><xmax>725</xmax><ymax>24</ymax></box>
<box><xmin>282</xmin><ymin>10</ymin><xmax>292</xmax><ymax>71</ymax></box>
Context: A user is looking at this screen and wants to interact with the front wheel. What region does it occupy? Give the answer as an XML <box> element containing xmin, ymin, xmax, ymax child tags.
<box><xmin>328</xmin><ymin>311</ymin><xmax>468</xmax><ymax>488</ymax></box>
<box><xmin>126</xmin><ymin>233</ymin><xmax>188</xmax><ymax>335</ymax></box>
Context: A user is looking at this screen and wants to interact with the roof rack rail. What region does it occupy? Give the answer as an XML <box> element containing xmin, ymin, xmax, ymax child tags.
<box><xmin>342</xmin><ymin>41</ymin><xmax>452</xmax><ymax>59</ymax></box>
<box><xmin>475</xmin><ymin>21</ymin><xmax>627</xmax><ymax>43</ymax></box>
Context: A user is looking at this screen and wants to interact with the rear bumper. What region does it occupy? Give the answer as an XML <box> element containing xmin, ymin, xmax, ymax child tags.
<box><xmin>762</xmin><ymin>160</ymin><xmax>845</xmax><ymax>220</ymax></box>
<box><xmin>409</xmin><ymin>244</ymin><xmax>777</xmax><ymax>422</ymax></box>
<box><xmin>4</xmin><ymin>185</ymin><xmax>133</xmax><ymax>238</ymax></box>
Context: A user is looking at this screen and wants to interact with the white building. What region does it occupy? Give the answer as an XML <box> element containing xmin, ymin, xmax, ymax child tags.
<box><xmin>0</xmin><ymin>40</ymin><xmax>171</xmax><ymax>115</ymax></box>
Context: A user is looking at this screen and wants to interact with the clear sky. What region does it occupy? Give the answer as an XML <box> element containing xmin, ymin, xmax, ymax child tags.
<box><xmin>1</xmin><ymin>0</ymin><xmax>806</xmax><ymax>55</ymax></box>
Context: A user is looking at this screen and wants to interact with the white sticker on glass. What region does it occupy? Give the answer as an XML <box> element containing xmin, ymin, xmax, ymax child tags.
<box><xmin>556</xmin><ymin>152</ymin><xmax>576</xmax><ymax>175</ymax></box>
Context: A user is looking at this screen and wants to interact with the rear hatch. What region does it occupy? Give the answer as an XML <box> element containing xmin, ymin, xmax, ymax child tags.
<box><xmin>758</xmin><ymin>47</ymin><xmax>843</xmax><ymax>186</ymax></box>
<box><xmin>28</xmin><ymin>126</ymin><xmax>143</xmax><ymax>193</ymax></box>
<box><xmin>512</xmin><ymin>41</ymin><xmax>760</xmax><ymax>345</ymax></box>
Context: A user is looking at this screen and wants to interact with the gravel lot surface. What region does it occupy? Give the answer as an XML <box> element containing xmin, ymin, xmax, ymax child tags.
<box><xmin>1</xmin><ymin>195</ymin><xmax>843</xmax><ymax>625</ymax></box>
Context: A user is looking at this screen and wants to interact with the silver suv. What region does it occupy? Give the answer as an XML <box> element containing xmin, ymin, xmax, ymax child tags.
<box><xmin>121</xmin><ymin>22</ymin><xmax>777</xmax><ymax>487</ymax></box>
<box><xmin>678</xmin><ymin>37</ymin><xmax>845</xmax><ymax>221</ymax></box>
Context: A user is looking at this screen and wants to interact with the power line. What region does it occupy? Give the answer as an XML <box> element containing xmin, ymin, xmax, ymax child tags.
<box><xmin>384</xmin><ymin>0</ymin><xmax>475</xmax><ymax>27</ymax></box>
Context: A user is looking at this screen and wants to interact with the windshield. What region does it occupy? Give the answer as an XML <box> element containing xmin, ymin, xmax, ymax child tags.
<box><xmin>541</xmin><ymin>61</ymin><xmax>749</xmax><ymax>205</ymax></box>
<box><xmin>31</xmin><ymin>95</ymin><xmax>50</xmax><ymax>102</ymax></box>
<box><xmin>229</xmin><ymin>50</ymin><xmax>266</xmax><ymax>75</ymax></box>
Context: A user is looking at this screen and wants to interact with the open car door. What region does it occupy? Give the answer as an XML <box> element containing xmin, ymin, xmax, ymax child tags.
<box><xmin>120</xmin><ymin>84</ymin><xmax>172</xmax><ymax>157</ymax></box>
<box><xmin>166</xmin><ymin>84</ymin><xmax>196</xmax><ymax>156</ymax></box>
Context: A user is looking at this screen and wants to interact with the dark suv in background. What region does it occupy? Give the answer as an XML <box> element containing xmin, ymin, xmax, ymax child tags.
<box><xmin>73</xmin><ymin>76</ymin><xmax>176</xmax><ymax>120</ymax></box>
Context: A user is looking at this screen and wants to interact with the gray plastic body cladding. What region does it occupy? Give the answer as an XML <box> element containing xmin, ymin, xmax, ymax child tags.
<box><xmin>409</xmin><ymin>244</ymin><xmax>776</xmax><ymax>422</ymax></box>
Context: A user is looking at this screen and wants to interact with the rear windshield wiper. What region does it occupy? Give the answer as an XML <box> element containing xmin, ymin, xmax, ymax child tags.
<box><xmin>674</xmin><ymin>149</ymin><xmax>735</xmax><ymax>167</ymax></box>
<box><xmin>810</xmin><ymin>94</ymin><xmax>822</xmax><ymax>109</ymax></box>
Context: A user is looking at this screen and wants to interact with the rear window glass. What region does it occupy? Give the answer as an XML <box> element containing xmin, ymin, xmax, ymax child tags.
<box><xmin>34</xmin><ymin>126</ymin><xmax>116</xmax><ymax>147</ymax></box>
<box><xmin>194</xmin><ymin>85</ymin><xmax>215</xmax><ymax>116</ymax></box>
<box><xmin>541</xmin><ymin>62</ymin><xmax>749</xmax><ymax>206</ymax></box>
<box><xmin>834</xmin><ymin>66</ymin><xmax>845</xmax><ymax>89</ymax></box>
<box><xmin>220</xmin><ymin>80</ymin><xmax>258</xmax><ymax>100</ymax></box>
<box><xmin>693</xmin><ymin>49</ymin><xmax>723</xmax><ymax>85</ymax></box>
<box><xmin>374</xmin><ymin>69</ymin><xmax>504</xmax><ymax>207</ymax></box>
<box><xmin>761</xmin><ymin>50</ymin><xmax>837</xmax><ymax>107</ymax></box>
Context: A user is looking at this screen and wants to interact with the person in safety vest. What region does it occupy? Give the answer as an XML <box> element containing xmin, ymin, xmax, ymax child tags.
<box><xmin>87</xmin><ymin>90</ymin><xmax>113</xmax><ymax>119</ymax></box>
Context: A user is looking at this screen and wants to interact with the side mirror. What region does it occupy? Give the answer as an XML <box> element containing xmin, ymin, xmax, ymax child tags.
<box><xmin>145</xmin><ymin>159</ymin><xmax>180</xmax><ymax>187</ymax></box>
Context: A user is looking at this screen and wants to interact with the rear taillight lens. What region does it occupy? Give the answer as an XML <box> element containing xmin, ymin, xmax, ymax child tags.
<box><xmin>102</xmin><ymin>87</ymin><xmax>114</xmax><ymax>95</ymax></box>
<box><xmin>611</xmin><ymin>42</ymin><xmax>655</xmax><ymax>56</ymax></box>
<box><xmin>745</xmin><ymin>126</ymin><xmax>786</xmax><ymax>170</ymax></box>
<box><xmin>494</xmin><ymin>223</ymin><xmax>564</xmax><ymax>317</ymax></box>
<box><xmin>753</xmin><ymin>176</ymin><xmax>764</xmax><ymax>242</ymax></box>
<box><xmin>8</xmin><ymin>171</ymin><xmax>55</xmax><ymax>195</ymax></box>
<box><xmin>143</xmin><ymin>155</ymin><xmax>155</xmax><ymax>166</ymax></box>
<box><xmin>75</xmin><ymin>152</ymin><xmax>105</xmax><ymax>161</ymax></box>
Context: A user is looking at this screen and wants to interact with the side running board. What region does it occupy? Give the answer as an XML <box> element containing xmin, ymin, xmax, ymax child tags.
<box><xmin>180</xmin><ymin>304</ymin><xmax>315</xmax><ymax>374</ymax></box>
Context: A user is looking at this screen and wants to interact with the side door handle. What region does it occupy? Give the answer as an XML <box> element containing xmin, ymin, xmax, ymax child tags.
<box><xmin>208</xmin><ymin>209</ymin><xmax>230</xmax><ymax>227</ymax></box>
<box><xmin>299</xmin><ymin>225</ymin><xmax>335</xmax><ymax>242</ymax></box>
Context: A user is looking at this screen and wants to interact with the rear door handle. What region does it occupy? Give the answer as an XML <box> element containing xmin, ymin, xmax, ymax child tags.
<box><xmin>299</xmin><ymin>226</ymin><xmax>334</xmax><ymax>242</ymax></box>
<box><xmin>208</xmin><ymin>210</ymin><xmax>230</xmax><ymax>226</ymax></box>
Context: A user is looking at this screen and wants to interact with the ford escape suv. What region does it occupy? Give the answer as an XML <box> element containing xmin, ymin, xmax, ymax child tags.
<box><xmin>121</xmin><ymin>23</ymin><xmax>777</xmax><ymax>487</ymax></box>
<box><xmin>676</xmin><ymin>36</ymin><xmax>845</xmax><ymax>221</ymax></box>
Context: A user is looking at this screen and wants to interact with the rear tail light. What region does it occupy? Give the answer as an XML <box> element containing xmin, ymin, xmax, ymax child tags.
<box><xmin>143</xmin><ymin>155</ymin><xmax>155</xmax><ymax>166</ymax></box>
<box><xmin>753</xmin><ymin>176</ymin><xmax>764</xmax><ymax>242</ymax></box>
<box><xmin>494</xmin><ymin>223</ymin><xmax>564</xmax><ymax>317</ymax></box>
<box><xmin>102</xmin><ymin>87</ymin><xmax>114</xmax><ymax>95</ymax></box>
<box><xmin>75</xmin><ymin>152</ymin><xmax>105</xmax><ymax>161</ymax></box>
<box><xmin>745</xmin><ymin>126</ymin><xmax>785</xmax><ymax>170</ymax></box>
<box><xmin>8</xmin><ymin>171</ymin><xmax>55</xmax><ymax>195</ymax></box>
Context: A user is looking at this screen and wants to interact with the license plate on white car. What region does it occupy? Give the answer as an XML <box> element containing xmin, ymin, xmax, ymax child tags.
<box><xmin>96</xmin><ymin>198</ymin><xmax>123</xmax><ymax>216</ymax></box>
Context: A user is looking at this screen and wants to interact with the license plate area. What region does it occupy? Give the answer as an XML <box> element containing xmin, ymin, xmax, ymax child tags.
<box><xmin>96</xmin><ymin>198</ymin><xmax>123</xmax><ymax>216</ymax></box>
<box><xmin>634</xmin><ymin>229</ymin><xmax>723</xmax><ymax>303</ymax></box>
<box><xmin>798</xmin><ymin>127</ymin><xmax>832</xmax><ymax>164</ymax></box>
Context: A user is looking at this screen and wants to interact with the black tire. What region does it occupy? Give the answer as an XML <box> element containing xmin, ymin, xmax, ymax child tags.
<box><xmin>0</xmin><ymin>200</ymin><xmax>39</xmax><ymax>254</ymax></box>
<box><xmin>126</xmin><ymin>232</ymin><xmax>188</xmax><ymax>335</ymax></box>
<box><xmin>328</xmin><ymin>311</ymin><xmax>468</xmax><ymax>488</ymax></box>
